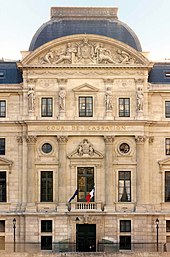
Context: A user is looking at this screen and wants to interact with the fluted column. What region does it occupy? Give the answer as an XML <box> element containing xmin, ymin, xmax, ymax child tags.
<box><xmin>26</xmin><ymin>136</ymin><xmax>37</xmax><ymax>203</ymax></box>
<box><xmin>135</xmin><ymin>136</ymin><xmax>146</xmax><ymax>205</ymax></box>
<box><xmin>57</xmin><ymin>136</ymin><xmax>68</xmax><ymax>204</ymax></box>
<box><xmin>104</xmin><ymin>136</ymin><xmax>114</xmax><ymax>208</ymax></box>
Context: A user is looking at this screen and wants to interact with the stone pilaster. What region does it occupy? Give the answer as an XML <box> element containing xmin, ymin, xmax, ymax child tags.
<box><xmin>104</xmin><ymin>136</ymin><xmax>114</xmax><ymax>209</ymax></box>
<box><xmin>135</xmin><ymin>136</ymin><xmax>146</xmax><ymax>207</ymax></box>
<box><xmin>26</xmin><ymin>136</ymin><xmax>37</xmax><ymax>206</ymax></box>
<box><xmin>57</xmin><ymin>136</ymin><xmax>68</xmax><ymax>207</ymax></box>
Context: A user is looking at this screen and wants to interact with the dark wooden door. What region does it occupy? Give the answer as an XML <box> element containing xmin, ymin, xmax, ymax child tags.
<box><xmin>76</xmin><ymin>224</ymin><xmax>96</xmax><ymax>252</ymax></box>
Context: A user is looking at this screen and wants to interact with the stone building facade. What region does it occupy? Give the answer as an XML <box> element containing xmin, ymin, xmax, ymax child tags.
<box><xmin>0</xmin><ymin>6</ymin><xmax>170</xmax><ymax>252</ymax></box>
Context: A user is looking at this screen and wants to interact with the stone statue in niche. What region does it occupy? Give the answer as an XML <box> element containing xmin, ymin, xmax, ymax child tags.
<box><xmin>136</xmin><ymin>86</ymin><xmax>144</xmax><ymax>111</ymax></box>
<box><xmin>105</xmin><ymin>87</ymin><xmax>113</xmax><ymax>111</ymax></box>
<box><xmin>77</xmin><ymin>139</ymin><xmax>94</xmax><ymax>156</ymax></box>
<box><xmin>28</xmin><ymin>87</ymin><xmax>35</xmax><ymax>111</ymax></box>
<box><xmin>59</xmin><ymin>87</ymin><xmax>66</xmax><ymax>111</ymax></box>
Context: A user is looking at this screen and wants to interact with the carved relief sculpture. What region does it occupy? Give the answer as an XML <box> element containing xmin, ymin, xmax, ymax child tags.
<box><xmin>105</xmin><ymin>87</ymin><xmax>113</xmax><ymax>111</ymax></box>
<box><xmin>38</xmin><ymin>38</ymin><xmax>139</xmax><ymax>65</ymax></box>
<box><xmin>77</xmin><ymin>139</ymin><xmax>94</xmax><ymax>156</ymax></box>
<box><xmin>136</xmin><ymin>86</ymin><xmax>144</xmax><ymax>111</ymax></box>
<box><xmin>28</xmin><ymin>86</ymin><xmax>35</xmax><ymax>111</ymax></box>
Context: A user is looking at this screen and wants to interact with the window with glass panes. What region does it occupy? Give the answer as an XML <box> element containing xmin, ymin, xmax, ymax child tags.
<box><xmin>166</xmin><ymin>220</ymin><xmax>170</xmax><ymax>232</ymax></box>
<box><xmin>41</xmin><ymin>220</ymin><xmax>52</xmax><ymax>233</ymax></box>
<box><xmin>0</xmin><ymin>172</ymin><xmax>6</xmax><ymax>202</ymax></box>
<box><xmin>118</xmin><ymin>171</ymin><xmax>131</xmax><ymax>202</ymax></box>
<box><xmin>77</xmin><ymin>167</ymin><xmax>94</xmax><ymax>202</ymax></box>
<box><xmin>41</xmin><ymin>98</ymin><xmax>53</xmax><ymax>117</ymax></box>
<box><xmin>120</xmin><ymin>220</ymin><xmax>131</xmax><ymax>232</ymax></box>
<box><xmin>0</xmin><ymin>138</ymin><xmax>5</xmax><ymax>155</ymax></box>
<box><xmin>165</xmin><ymin>101</ymin><xmax>170</xmax><ymax>118</ymax></box>
<box><xmin>41</xmin><ymin>171</ymin><xmax>53</xmax><ymax>202</ymax></box>
<box><xmin>41</xmin><ymin>236</ymin><xmax>52</xmax><ymax>250</ymax></box>
<box><xmin>79</xmin><ymin>97</ymin><xmax>93</xmax><ymax>117</ymax></box>
<box><xmin>165</xmin><ymin>171</ymin><xmax>170</xmax><ymax>202</ymax></box>
<box><xmin>119</xmin><ymin>236</ymin><xmax>131</xmax><ymax>250</ymax></box>
<box><xmin>0</xmin><ymin>101</ymin><xmax>6</xmax><ymax>117</ymax></box>
<box><xmin>119</xmin><ymin>98</ymin><xmax>130</xmax><ymax>117</ymax></box>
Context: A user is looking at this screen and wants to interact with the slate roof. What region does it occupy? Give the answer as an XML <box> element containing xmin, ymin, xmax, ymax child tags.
<box><xmin>149</xmin><ymin>63</ymin><xmax>170</xmax><ymax>84</ymax></box>
<box><xmin>29</xmin><ymin>19</ymin><xmax>142</xmax><ymax>52</ymax></box>
<box><xmin>0</xmin><ymin>62</ymin><xmax>23</xmax><ymax>84</ymax></box>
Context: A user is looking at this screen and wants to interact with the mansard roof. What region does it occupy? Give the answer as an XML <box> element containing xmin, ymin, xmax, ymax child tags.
<box><xmin>29</xmin><ymin>7</ymin><xmax>142</xmax><ymax>52</ymax></box>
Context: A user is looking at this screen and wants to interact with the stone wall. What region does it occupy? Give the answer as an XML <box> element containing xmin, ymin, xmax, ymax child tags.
<box><xmin>0</xmin><ymin>253</ymin><xmax>170</xmax><ymax>257</ymax></box>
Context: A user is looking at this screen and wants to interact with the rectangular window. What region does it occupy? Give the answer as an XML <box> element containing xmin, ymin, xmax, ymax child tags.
<box><xmin>120</xmin><ymin>220</ymin><xmax>131</xmax><ymax>232</ymax></box>
<box><xmin>41</xmin><ymin>98</ymin><xmax>53</xmax><ymax>117</ymax></box>
<box><xmin>0</xmin><ymin>236</ymin><xmax>5</xmax><ymax>250</ymax></box>
<box><xmin>166</xmin><ymin>220</ymin><xmax>170</xmax><ymax>232</ymax></box>
<box><xmin>165</xmin><ymin>171</ymin><xmax>170</xmax><ymax>202</ymax></box>
<box><xmin>79</xmin><ymin>97</ymin><xmax>93</xmax><ymax>117</ymax></box>
<box><xmin>119</xmin><ymin>236</ymin><xmax>131</xmax><ymax>250</ymax></box>
<box><xmin>0</xmin><ymin>172</ymin><xmax>6</xmax><ymax>202</ymax></box>
<box><xmin>41</xmin><ymin>236</ymin><xmax>52</xmax><ymax>250</ymax></box>
<box><xmin>165</xmin><ymin>101</ymin><xmax>170</xmax><ymax>118</ymax></box>
<box><xmin>41</xmin><ymin>220</ymin><xmax>52</xmax><ymax>233</ymax></box>
<box><xmin>166</xmin><ymin>138</ymin><xmax>170</xmax><ymax>155</ymax></box>
<box><xmin>119</xmin><ymin>98</ymin><xmax>130</xmax><ymax>117</ymax></box>
<box><xmin>0</xmin><ymin>138</ymin><xmax>5</xmax><ymax>155</ymax></box>
<box><xmin>0</xmin><ymin>101</ymin><xmax>6</xmax><ymax>118</ymax></box>
<box><xmin>118</xmin><ymin>171</ymin><xmax>131</xmax><ymax>202</ymax></box>
<box><xmin>0</xmin><ymin>220</ymin><xmax>5</xmax><ymax>232</ymax></box>
<box><xmin>77</xmin><ymin>167</ymin><xmax>94</xmax><ymax>202</ymax></box>
<box><xmin>41</xmin><ymin>171</ymin><xmax>53</xmax><ymax>202</ymax></box>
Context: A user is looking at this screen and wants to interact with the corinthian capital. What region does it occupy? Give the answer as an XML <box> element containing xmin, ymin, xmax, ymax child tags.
<box><xmin>135</xmin><ymin>136</ymin><xmax>146</xmax><ymax>143</ymax></box>
<box><xmin>104</xmin><ymin>136</ymin><xmax>115</xmax><ymax>144</ymax></box>
<box><xmin>26</xmin><ymin>136</ymin><xmax>37</xmax><ymax>144</ymax></box>
<box><xmin>57</xmin><ymin>136</ymin><xmax>68</xmax><ymax>143</ymax></box>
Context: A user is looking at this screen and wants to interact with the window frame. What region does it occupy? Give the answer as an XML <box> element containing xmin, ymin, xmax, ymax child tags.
<box><xmin>165</xmin><ymin>171</ymin><xmax>170</xmax><ymax>202</ymax></box>
<box><xmin>41</xmin><ymin>236</ymin><xmax>52</xmax><ymax>250</ymax></box>
<box><xmin>118</xmin><ymin>171</ymin><xmax>131</xmax><ymax>202</ymax></box>
<box><xmin>165</xmin><ymin>101</ymin><xmax>170</xmax><ymax>118</ymax></box>
<box><xmin>41</xmin><ymin>220</ymin><xmax>52</xmax><ymax>233</ymax></box>
<box><xmin>0</xmin><ymin>100</ymin><xmax>6</xmax><ymax>118</ymax></box>
<box><xmin>119</xmin><ymin>98</ymin><xmax>130</xmax><ymax>117</ymax></box>
<box><xmin>79</xmin><ymin>96</ymin><xmax>93</xmax><ymax>117</ymax></box>
<box><xmin>0</xmin><ymin>171</ymin><xmax>6</xmax><ymax>202</ymax></box>
<box><xmin>41</xmin><ymin>97</ymin><xmax>53</xmax><ymax>117</ymax></box>
<box><xmin>0</xmin><ymin>138</ymin><xmax>5</xmax><ymax>155</ymax></box>
<box><xmin>40</xmin><ymin>171</ymin><xmax>53</xmax><ymax>202</ymax></box>
<box><xmin>119</xmin><ymin>235</ymin><xmax>131</xmax><ymax>250</ymax></box>
<box><xmin>77</xmin><ymin>167</ymin><xmax>94</xmax><ymax>202</ymax></box>
<box><xmin>120</xmin><ymin>220</ymin><xmax>131</xmax><ymax>232</ymax></box>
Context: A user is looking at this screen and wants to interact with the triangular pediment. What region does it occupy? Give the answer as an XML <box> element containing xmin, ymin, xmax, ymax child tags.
<box><xmin>68</xmin><ymin>139</ymin><xmax>103</xmax><ymax>159</ymax></box>
<box><xmin>73</xmin><ymin>83</ymin><xmax>99</xmax><ymax>92</ymax></box>
<box><xmin>158</xmin><ymin>158</ymin><xmax>170</xmax><ymax>167</ymax></box>
<box><xmin>21</xmin><ymin>34</ymin><xmax>151</xmax><ymax>68</ymax></box>
<box><xmin>0</xmin><ymin>157</ymin><xmax>13</xmax><ymax>167</ymax></box>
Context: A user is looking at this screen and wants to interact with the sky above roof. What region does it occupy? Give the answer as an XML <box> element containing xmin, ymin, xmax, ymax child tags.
<box><xmin>0</xmin><ymin>0</ymin><xmax>169</xmax><ymax>61</ymax></box>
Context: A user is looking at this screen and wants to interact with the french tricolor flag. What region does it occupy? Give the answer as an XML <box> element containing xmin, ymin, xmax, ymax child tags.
<box><xmin>86</xmin><ymin>187</ymin><xmax>95</xmax><ymax>203</ymax></box>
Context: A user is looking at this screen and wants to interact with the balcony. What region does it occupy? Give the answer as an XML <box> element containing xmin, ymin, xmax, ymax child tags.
<box><xmin>69</xmin><ymin>202</ymin><xmax>104</xmax><ymax>211</ymax></box>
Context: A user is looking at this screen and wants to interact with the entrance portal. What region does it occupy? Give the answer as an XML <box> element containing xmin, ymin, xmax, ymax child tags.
<box><xmin>76</xmin><ymin>224</ymin><xmax>96</xmax><ymax>252</ymax></box>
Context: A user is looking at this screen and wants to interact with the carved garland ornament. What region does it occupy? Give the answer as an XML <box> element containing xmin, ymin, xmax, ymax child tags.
<box><xmin>39</xmin><ymin>38</ymin><xmax>138</xmax><ymax>65</ymax></box>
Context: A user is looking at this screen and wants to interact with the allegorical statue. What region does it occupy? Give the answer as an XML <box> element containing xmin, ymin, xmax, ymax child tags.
<box><xmin>59</xmin><ymin>87</ymin><xmax>66</xmax><ymax>111</ymax></box>
<box><xmin>136</xmin><ymin>86</ymin><xmax>144</xmax><ymax>111</ymax></box>
<box><xmin>28</xmin><ymin>87</ymin><xmax>35</xmax><ymax>111</ymax></box>
<box><xmin>105</xmin><ymin>87</ymin><xmax>113</xmax><ymax>111</ymax></box>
